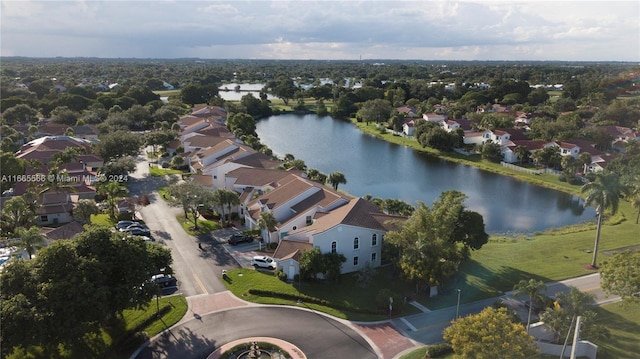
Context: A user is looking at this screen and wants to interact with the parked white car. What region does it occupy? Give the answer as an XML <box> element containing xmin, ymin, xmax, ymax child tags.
<box><xmin>251</xmin><ymin>255</ymin><xmax>277</xmax><ymax>270</ymax></box>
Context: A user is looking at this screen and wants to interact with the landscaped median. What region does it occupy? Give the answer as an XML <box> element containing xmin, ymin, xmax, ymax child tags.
<box><xmin>222</xmin><ymin>268</ymin><xmax>422</xmax><ymax>321</ymax></box>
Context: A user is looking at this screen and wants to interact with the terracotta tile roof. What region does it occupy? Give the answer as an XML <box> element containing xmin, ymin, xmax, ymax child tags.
<box><xmin>289</xmin><ymin>189</ymin><xmax>345</xmax><ymax>215</ymax></box>
<box><xmin>291</xmin><ymin>198</ymin><xmax>405</xmax><ymax>235</ymax></box>
<box><xmin>178</xmin><ymin>115</ymin><xmax>203</xmax><ymax>127</ymax></box>
<box><xmin>190</xmin><ymin>174</ymin><xmax>213</xmax><ymax>187</ymax></box>
<box><xmin>193</xmin><ymin>125</ymin><xmax>234</xmax><ymax>138</ymax></box>
<box><xmin>248</xmin><ymin>176</ymin><xmax>316</xmax><ymax>220</ymax></box>
<box><xmin>183</xmin><ymin>135</ymin><xmax>230</xmax><ymax>149</ymax></box>
<box><xmin>511</xmin><ymin>139</ymin><xmax>550</xmax><ymax>151</ymax></box>
<box><xmin>273</xmin><ymin>239</ymin><xmax>313</xmax><ymax>260</ymax></box>
<box><xmin>558</xmin><ymin>141</ymin><xmax>578</xmax><ymax>149</ymax></box>
<box><xmin>229</xmin><ymin>152</ymin><xmax>283</xmax><ymax>169</ymax></box>
<box><xmin>191</xmin><ymin>106</ymin><xmax>227</xmax><ymax>119</ymax></box>
<box><xmin>226</xmin><ymin>167</ymin><xmax>294</xmax><ymax>187</ymax></box>
<box><xmin>41</xmin><ymin>221</ymin><xmax>85</xmax><ymax>240</ymax></box>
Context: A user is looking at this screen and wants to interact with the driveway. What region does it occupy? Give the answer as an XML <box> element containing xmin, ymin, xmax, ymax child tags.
<box><xmin>212</xmin><ymin>228</ymin><xmax>272</xmax><ymax>269</ymax></box>
<box><xmin>127</xmin><ymin>154</ymin><xmax>238</xmax><ymax>297</ymax></box>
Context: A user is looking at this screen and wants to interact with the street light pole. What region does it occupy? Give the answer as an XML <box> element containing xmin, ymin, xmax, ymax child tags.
<box><xmin>456</xmin><ymin>289</ymin><xmax>461</xmax><ymax>319</ymax></box>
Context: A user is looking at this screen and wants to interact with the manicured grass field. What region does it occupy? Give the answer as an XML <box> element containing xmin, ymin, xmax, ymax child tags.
<box><xmin>148</xmin><ymin>166</ymin><xmax>184</xmax><ymax>177</ymax></box>
<box><xmin>90</xmin><ymin>213</ymin><xmax>115</xmax><ymax>227</ymax></box>
<box><xmin>592</xmin><ymin>301</ymin><xmax>640</xmax><ymax>359</ymax></box>
<box><xmin>175</xmin><ymin>213</ymin><xmax>220</xmax><ymax>235</ymax></box>
<box><xmin>101</xmin><ymin>295</ymin><xmax>188</xmax><ymax>359</ymax></box>
<box><xmin>223</xmin><ymin>267</ymin><xmax>421</xmax><ymax>321</ymax></box>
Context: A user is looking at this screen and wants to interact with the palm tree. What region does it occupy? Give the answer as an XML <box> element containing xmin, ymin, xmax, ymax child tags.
<box><xmin>581</xmin><ymin>171</ymin><xmax>626</xmax><ymax>267</ymax></box>
<box><xmin>513</xmin><ymin>278</ymin><xmax>547</xmax><ymax>332</ymax></box>
<box><xmin>257</xmin><ymin>211</ymin><xmax>277</xmax><ymax>244</ymax></box>
<box><xmin>16</xmin><ymin>226</ymin><xmax>46</xmax><ymax>259</ymax></box>
<box><xmin>221</xmin><ymin>189</ymin><xmax>240</xmax><ymax>226</ymax></box>
<box><xmin>1</xmin><ymin>196</ymin><xmax>35</xmax><ymax>236</ymax></box>
<box><xmin>327</xmin><ymin>171</ymin><xmax>347</xmax><ymax>191</ymax></box>
<box><xmin>100</xmin><ymin>181</ymin><xmax>129</xmax><ymax>221</ymax></box>
<box><xmin>514</xmin><ymin>145</ymin><xmax>530</xmax><ymax>164</ymax></box>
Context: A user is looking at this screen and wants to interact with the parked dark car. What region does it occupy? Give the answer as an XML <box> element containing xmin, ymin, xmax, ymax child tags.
<box><xmin>227</xmin><ymin>233</ymin><xmax>254</xmax><ymax>245</ymax></box>
<box><xmin>151</xmin><ymin>274</ymin><xmax>177</xmax><ymax>288</ymax></box>
<box><xmin>121</xmin><ymin>227</ymin><xmax>151</xmax><ymax>236</ymax></box>
<box><xmin>115</xmin><ymin>220</ymin><xmax>137</xmax><ymax>230</ymax></box>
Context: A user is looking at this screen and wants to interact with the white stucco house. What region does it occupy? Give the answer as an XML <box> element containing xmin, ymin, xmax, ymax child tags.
<box><xmin>275</xmin><ymin>197</ymin><xmax>404</xmax><ymax>279</ymax></box>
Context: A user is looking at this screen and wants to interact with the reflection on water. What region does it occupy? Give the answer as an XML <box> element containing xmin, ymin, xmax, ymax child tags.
<box><xmin>255</xmin><ymin>114</ymin><xmax>597</xmax><ymax>233</ymax></box>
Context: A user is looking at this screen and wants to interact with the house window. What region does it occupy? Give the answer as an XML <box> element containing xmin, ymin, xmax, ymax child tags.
<box><xmin>371</xmin><ymin>253</ymin><xmax>377</xmax><ymax>262</ymax></box>
<box><xmin>306</xmin><ymin>215</ymin><xmax>312</xmax><ymax>224</ymax></box>
<box><xmin>331</xmin><ymin>241</ymin><xmax>337</xmax><ymax>253</ymax></box>
<box><xmin>353</xmin><ymin>237</ymin><xmax>359</xmax><ymax>249</ymax></box>
<box><xmin>213</xmin><ymin>175</ymin><xmax>217</xmax><ymax>179</ymax></box>
<box><xmin>40</xmin><ymin>215</ymin><xmax>48</xmax><ymax>222</ymax></box>
<box><xmin>353</xmin><ymin>256</ymin><xmax>359</xmax><ymax>266</ymax></box>
<box><xmin>371</xmin><ymin>234</ymin><xmax>377</xmax><ymax>246</ymax></box>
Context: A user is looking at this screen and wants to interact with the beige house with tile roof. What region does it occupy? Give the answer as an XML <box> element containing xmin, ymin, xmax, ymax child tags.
<box><xmin>278</xmin><ymin>197</ymin><xmax>404</xmax><ymax>277</ymax></box>
<box><xmin>244</xmin><ymin>174</ymin><xmax>350</xmax><ymax>244</ymax></box>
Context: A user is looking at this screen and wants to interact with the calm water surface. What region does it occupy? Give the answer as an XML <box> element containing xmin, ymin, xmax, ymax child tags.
<box><xmin>255</xmin><ymin>114</ymin><xmax>596</xmax><ymax>234</ymax></box>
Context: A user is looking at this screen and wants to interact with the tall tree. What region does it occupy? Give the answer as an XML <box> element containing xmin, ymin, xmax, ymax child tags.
<box><xmin>443</xmin><ymin>307</ymin><xmax>539</xmax><ymax>359</ymax></box>
<box><xmin>73</xmin><ymin>199</ymin><xmax>100</xmax><ymax>224</ymax></box>
<box><xmin>0</xmin><ymin>226</ymin><xmax>172</xmax><ymax>356</ymax></box>
<box><xmin>600</xmin><ymin>250</ymin><xmax>640</xmax><ymax>303</ymax></box>
<box><xmin>15</xmin><ymin>226</ymin><xmax>46</xmax><ymax>259</ymax></box>
<box><xmin>513</xmin><ymin>279</ymin><xmax>547</xmax><ymax>332</ymax></box>
<box><xmin>357</xmin><ymin>99</ymin><xmax>393</xmax><ymax>124</ymax></box>
<box><xmin>1</xmin><ymin>196</ymin><xmax>36</xmax><ymax>236</ymax></box>
<box><xmin>99</xmin><ymin>181</ymin><xmax>129</xmax><ymax>221</ymax></box>
<box><xmin>167</xmin><ymin>181</ymin><xmax>214</xmax><ymax>230</ymax></box>
<box><xmin>327</xmin><ymin>171</ymin><xmax>347</xmax><ymax>191</ymax></box>
<box><xmin>581</xmin><ymin>171</ymin><xmax>626</xmax><ymax>267</ymax></box>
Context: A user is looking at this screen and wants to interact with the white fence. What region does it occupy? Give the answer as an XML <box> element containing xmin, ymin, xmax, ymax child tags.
<box><xmin>500</xmin><ymin>162</ymin><xmax>543</xmax><ymax>175</ymax></box>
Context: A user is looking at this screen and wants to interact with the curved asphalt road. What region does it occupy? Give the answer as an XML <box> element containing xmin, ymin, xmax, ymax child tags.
<box><xmin>136</xmin><ymin>306</ymin><xmax>378</xmax><ymax>359</ymax></box>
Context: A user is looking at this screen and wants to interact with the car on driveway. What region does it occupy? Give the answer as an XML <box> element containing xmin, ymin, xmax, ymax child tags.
<box><xmin>121</xmin><ymin>227</ymin><xmax>151</xmax><ymax>236</ymax></box>
<box><xmin>116</xmin><ymin>220</ymin><xmax>137</xmax><ymax>230</ymax></box>
<box><xmin>251</xmin><ymin>255</ymin><xmax>277</xmax><ymax>270</ymax></box>
<box><xmin>227</xmin><ymin>233</ymin><xmax>254</xmax><ymax>246</ymax></box>
<box><xmin>151</xmin><ymin>274</ymin><xmax>177</xmax><ymax>288</ymax></box>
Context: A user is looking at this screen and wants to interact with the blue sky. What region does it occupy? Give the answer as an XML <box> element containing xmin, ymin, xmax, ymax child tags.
<box><xmin>1</xmin><ymin>0</ymin><xmax>638</xmax><ymax>61</ymax></box>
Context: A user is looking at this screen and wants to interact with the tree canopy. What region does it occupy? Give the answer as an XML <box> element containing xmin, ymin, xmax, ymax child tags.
<box><xmin>384</xmin><ymin>190</ymin><xmax>488</xmax><ymax>290</ymax></box>
<box><xmin>600</xmin><ymin>250</ymin><xmax>640</xmax><ymax>303</ymax></box>
<box><xmin>443</xmin><ymin>307</ymin><xmax>539</xmax><ymax>359</ymax></box>
<box><xmin>0</xmin><ymin>226</ymin><xmax>172</xmax><ymax>357</ymax></box>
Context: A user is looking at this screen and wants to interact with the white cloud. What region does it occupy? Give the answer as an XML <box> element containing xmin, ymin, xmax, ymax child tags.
<box><xmin>1</xmin><ymin>0</ymin><xmax>638</xmax><ymax>61</ymax></box>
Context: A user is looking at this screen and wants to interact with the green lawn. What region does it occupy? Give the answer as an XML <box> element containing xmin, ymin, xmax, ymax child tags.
<box><xmin>420</xmin><ymin>201</ymin><xmax>637</xmax><ymax>309</ymax></box>
<box><xmin>15</xmin><ymin>295</ymin><xmax>188</xmax><ymax>359</ymax></box>
<box><xmin>101</xmin><ymin>295</ymin><xmax>188</xmax><ymax>359</ymax></box>
<box><xmin>175</xmin><ymin>213</ymin><xmax>220</xmax><ymax>235</ymax></box>
<box><xmin>90</xmin><ymin>213</ymin><xmax>115</xmax><ymax>227</ymax></box>
<box><xmin>592</xmin><ymin>301</ymin><xmax>640</xmax><ymax>359</ymax></box>
<box><xmin>148</xmin><ymin>166</ymin><xmax>184</xmax><ymax>177</ymax></box>
<box><xmin>223</xmin><ymin>267</ymin><xmax>421</xmax><ymax>321</ymax></box>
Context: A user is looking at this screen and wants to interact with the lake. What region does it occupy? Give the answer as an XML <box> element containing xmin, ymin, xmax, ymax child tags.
<box><xmin>255</xmin><ymin>114</ymin><xmax>596</xmax><ymax>234</ymax></box>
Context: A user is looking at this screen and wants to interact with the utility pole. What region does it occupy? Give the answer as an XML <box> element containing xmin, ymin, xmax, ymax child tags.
<box><xmin>569</xmin><ymin>316</ymin><xmax>582</xmax><ymax>359</ymax></box>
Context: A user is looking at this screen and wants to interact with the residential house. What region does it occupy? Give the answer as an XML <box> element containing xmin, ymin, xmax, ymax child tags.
<box><xmin>15</xmin><ymin>136</ymin><xmax>93</xmax><ymax>164</ymax></box>
<box><xmin>442</xmin><ymin>119</ymin><xmax>472</xmax><ymax>133</ymax></box>
<box><xmin>244</xmin><ymin>174</ymin><xmax>350</xmax><ymax>244</ymax></box>
<box><xmin>41</xmin><ymin>221</ymin><xmax>85</xmax><ymax>242</ymax></box>
<box><xmin>224</xmin><ymin>167</ymin><xmax>301</xmax><ymax>208</ymax></box>
<box><xmin>279</xmin><ymin>197</ymin><xmax>404</xmax><ymax>278</ymax></box>
<box><xmin>189</xmin><ymin>139</ymin><xmax>256</xmax><ymax>177</ymax></box>
<box><xmin>402</xmin><ymin>118</ymin><xmax>421</xmax><ymax>136</ymax></box>
<box><xmin>396</xmin><ymin>105</ymin><xmax>417</xmax><ymax>117</ymax></box>
<box><xmin>422</xmin><ymin>113</ymin><xmax>447</xmax><ymax>123</ymax></box>
<box><xmin>190</xmin><ymin>105</ymin><xmax>228</xmax><ymax>124</ymax></box>
<box><xmin>273</xmin><ymin>240</ymin><xmax>313</xmax><ymax>280</ymax></box>
<box><xmin>36</xmin><ymin>192</ymin><xmax>75</xmax><ymax>226</ymax></box>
